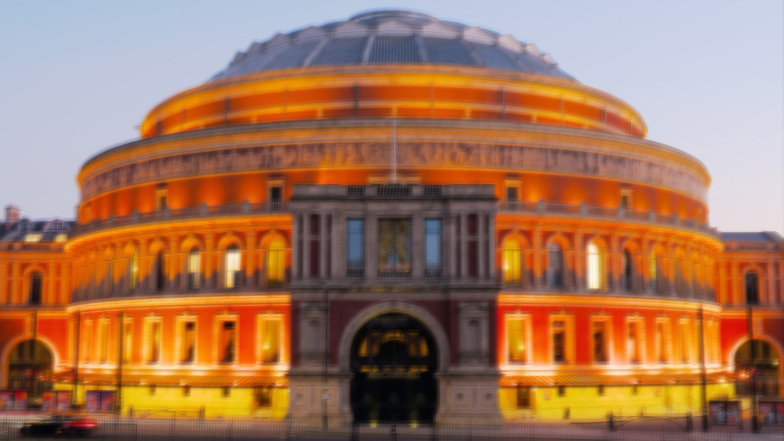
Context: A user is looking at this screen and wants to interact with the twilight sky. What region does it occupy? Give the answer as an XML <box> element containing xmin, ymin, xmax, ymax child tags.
<box><xmin>0</xmin><ymin>0</ymin><xmax>781</xmax><ymax>233</ymax></box>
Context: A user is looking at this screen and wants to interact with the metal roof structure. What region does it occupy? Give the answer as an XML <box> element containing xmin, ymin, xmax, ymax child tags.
<box><xmin>211</xmin><ymin>10</ymin><xmax>574</xmax><ymax>82</ymax></box>
<box><xmin>720</xmin><ymin>232</ymin><xmax>784</xmax><ymax>243</ymax></box>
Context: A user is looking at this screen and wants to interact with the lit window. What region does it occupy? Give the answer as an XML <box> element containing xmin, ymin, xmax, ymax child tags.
<box><xmin>123</xmin><ymin>320</ymin><xmax>133</xmax><ymax>364</ymax></box>
<box><xmin>258</xmin><ymin>315</ymin><xmax>282</xmax><ymax>364</ymax></box>
<box><xmin>155</xmin><ymin>251</ymin><xmax>166</xmax><ymax>292</ymax></box>
<box><xmin>620</xmin><ymin>188</ymin><xmax>633</xmax><ymax>209</ymax></box>
<box><xmin>267</xmin><ymin>240</ymin><xmax>285</xmax><ymax>286</ymax></box>
<box><xmin>188</xmin><ymin>248</ymin><xmax>200</xmax><ymax>290</ymax></box>
<box><xmin>650</xmin><ymin>252</ymin><xmax>660</xmax><ymax>294</ymax></box>
<box><xmin>83</xmin><ymin>320</ymin><xmax>94</xmax><ymax>363</ymax></box>
<box><xmin>378</xmin><ymin>219</ymin><xmax>411</xmax><ymax>277</ymax></box>
<box><xmin>29</xmin><ymin>271</ymin><xmax>43</xmax><ymax>305</ymax></box>
<box><xmin>25</xmin><ymin>233</ymin><xmax>42</xmax><ymax>243</ymax></box>
<box><xmin>627</xmin><ymin>320</ymin><xmax>642</xmax><ymax>363</ymax></box>
<box><xmin>225</xmin><ymin>245</ymin><xmax>241</xmax><ymax>289</ymax></box>
<box><xmin>587</xmin><ymin>242</ymin><xmax>601</xmax><ymax>290</ymax></box>
<box><xmin>219</xmin><ymin>321</ymin><xmax>237</xmax><ymax>363</ymax></box>
<box><xmin>680</xmin><ymin>320</ymin><xmax>691</xmax><ymax>363</ymax></box>
<box><xmin>156</xmin><ymin>186</ymin><xmax>168</xmax><ymax>210</ymax></box>
<box><xmin>146</xmin><ymin>319</ymin><xmax>161</xmax><ymax>363</ymax></box>
<box><xmin>506</xmin><ymin>315</ymin><xmax>529</xmax><ymax>363</ymax></box>
<box><xmin>180</xmin><ymin>320</ymin><xmax>196</xmax><ymax>363</ymax></box>
<box><xmin>425</xmin><ymin>219</ymin><xmax>442</xmax><ymax>277</ymax></box>
<box><xmin>503</xmin><ymin>240</ymin><xmax>522</xmax><ymax>286</ymax></box>
<box><xmin>97</xmin><ymin>319</ymin><xmax>109</xmax><ymax>363</ymax></box>
<box><xmin>347</xmin><ymin>219</ymin><xmax>364</xmax><ymax>277</ymax></box>
<box><xmin>55</xmin><ymin>233</ymin><xmax>67</xmax><ymax>243</ymax></box>
<box><xmin>129</xmin><ymin>252</ymin><xmax>139</xmax><ymax>292</ymax></box>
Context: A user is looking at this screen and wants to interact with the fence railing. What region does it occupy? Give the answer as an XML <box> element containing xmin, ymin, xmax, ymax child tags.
<box><xmin>499</xmin><ymin>200</ymin><xmax>720</xmax><ymax>238</ymax></box>
<box><xmin>70</xmin><ymin>201</ymin><xmax>288</xmax><ymax>237</ymax></box>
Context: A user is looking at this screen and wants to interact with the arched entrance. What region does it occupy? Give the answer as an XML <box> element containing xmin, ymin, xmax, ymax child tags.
<box><xmin>350</xmin><ymin>313</ymin><xmax>437</xmax><ymax>424</ymax></box>
<box><xmin>7</xmin><ymin>340</ymin><xmax>53</xmax><ymax>399</ymax></box>
<box><xmin>734</xmin><ymin>339</ymin><xmax>781</xmax><ymax>397</ymax></box>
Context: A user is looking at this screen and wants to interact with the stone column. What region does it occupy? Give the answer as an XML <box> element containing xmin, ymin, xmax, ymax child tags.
<box><xmin>459</xmin><ymin>213</ymin><xmax>468</xmax><ymax>278</ymax></box>
<box><xmin>731</xmin><ymin>261</ymin><xmax>740</xmax><ymax>305</ymax></box>
<box><xmin>0</xmin><ymin>261</ymin><xmax>8</xmax><ymax>304</ymax></box>
<box><xmin>139</xmin><ymin>238</ymin><xmax>148</xmax><ymax>294</ymax></box>
<box><xmin>11</xmin><ymin>260</ymin><xmax>21</xmax><ymax>304</ymax></box>
<box><xmin>205</xmin><ymin>231</ymin><xmax>215</xmax><ymax>289</ymax></box>
<box><xmin>767</xmin><ymin>259</ymin><xmax>776</xmax><ymax>305</ymax></box>
<box><xmin>718</xmin><ymin>260</ymin><xmax>727</xmax><ymax>304</ymax></box>
<box><xmin>320</xmin><ymin>214</ymin><xmax>329</xmax><ymax>279</ymax></box>
<box><xmin>48</xmin><ymin>262</ymin><xmax>56</xmax><ymax>305</ymax></box>
<box><xmin>246</xmin><ymin>229</ymin><xmax>257</xmax><ymax>288</ymax></box>
<box><xmin>302</xmin><ymin>212</ymin><xmax>311</xmax><ymax>279</ymax></box>
<box><xmin>533</xmin><ymin>227</ymin><xmax>543</xmax><ymax>288</ymax></box>
<box><xmin>168</xmin><ymin>235</ymin><xmax>179</xmax><ymax>291</ymax></box>
<box><xmin>610</xmin><ymin>233</ymin><xmax>620</xmax><ymax>292</ymax></box>
<box><xmin>412</xmin><ymin>214</ymin><xmax>424</xmax><ymax>279</ymax></box>
<box><xmin>487</xmin><ymin>213</ymin><xmax>496</xmax><ymax>282</ymax></box>
<box><xmin>575</xmin><ymin>230</ymin><xmax>584</xmax><ymax>291</ymax></box>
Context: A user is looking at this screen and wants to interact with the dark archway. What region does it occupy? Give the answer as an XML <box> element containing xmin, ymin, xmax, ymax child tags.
<box><xmin>734</xmin><ymin>339</ymin><xmax>780</xmax><ymax>397</ymax></box>
<box><xmin>7</xmin><ymin>339</ymin><xmax>53</xmax><ymax>400</ymax></box>
<box><xmin>350</xmin><ymin>313</ymin><xmax>438</xmax><ymax>424</ymax></box>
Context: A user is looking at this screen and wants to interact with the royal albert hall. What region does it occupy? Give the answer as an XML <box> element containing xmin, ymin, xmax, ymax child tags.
<box><xmin>0</xmin><ymin>10</ymin><xmax>783</xmax><ymax>424</ymax></box>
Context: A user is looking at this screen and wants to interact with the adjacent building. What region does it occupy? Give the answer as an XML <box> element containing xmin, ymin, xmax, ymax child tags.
<box><xmin>1</xmin><ymin>10</ymin><xmax>783</xmax><ymax>422</ymax></box>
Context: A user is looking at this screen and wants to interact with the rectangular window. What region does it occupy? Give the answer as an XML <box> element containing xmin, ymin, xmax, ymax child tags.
<box><xmin>257</xmin><ymin>387</ymin><xmax>273</xmax><ymax>408</ymax></box>
<box><xmin>378</xmin><ymin>219</ymin><xmax>411</xmax><ymax>277</ymax></box>
<box><xmin>558</xmin><ymin>385</ymin><xmax>566</xmax><ymax>397</ymax></box>
<box><xmin>425</xmin><ymin>219</ymin><xmax>442</xmax><ymax>277</ymax></box>
<box><xmin>627</xmin><ymin>321</ymin><xmax>641</xmax><ymax>363</ymax></box>
<box><xmin>83</xmin><ymin>320</ymin><xmax>93</xmax><ymax>363</ymax></box>
<box><xmin>593</xmin><ymin>321</ymin><xmax>607</xmax><ymax>363</ymax></box>
<box><xmin>156</xmin><ymin>187</ymin><xmax>168</xmax><ymax>211</ymax></box>
<box><xmin>506</xmin><ymin>186</ymin><xmax>518</xmax><ymax>202</ymax></box>
<box><xmin>516</xmin><ymin>386</ymin><xmax>530</xmax><ymax>409</ymax></box>
<box><xmin>223</xmin><ymin>386</ymin><xmax>232</xmax><ymax>398</ymax></box>
<box><xmin>147</xmin><ymin>320</ymin><xmax>161</xmax><ymax>363</ymax></box>
<box><xmin>506</xmin><ymin>316</ymin><xmax>529</xmax><ymax>363</ymax></box>
<box><xmin>347</xmin><ymin>219</ymin><xmax>364</xmax><ymax>277</ymax></box>
<box><xmin>620</xmin><ymin>188</ymin><xmax>633</xmax><ymax>209</ymax></box>
<box><xmin>183</xmin><ymin>386</ymin><xmax>191</xmax><ymax>397</ymax></box>
<box><xmin>97</xmin><ymin>320</ymin><xmax>109</xmax><ymax>363</ymax></box>
<box><xmin>680</xmin><ymin>320</ymin><xmax>690</xmax><ymax>363</ymax></box>
<box><xmin>181</xmin><ymin>321</ymin><xmax>196</xmax><ymax>363</ymax></box>
<box><xmin>467</xmin><ymin>214</ymin><xmax>478</xmax><ymax>277</ymax></box>
<box><xmin>270</xmin><ymin>186</ymin><xmax>282</xmax><ymax>203</ymax></box>
<box><xmin>553</xmin><ymin>320</ymin><xmax>567</xmax><ymax>363</ymax></box>
<box><xmin>188</xmin><ymin>251</ymin><xmax>201</xmax><ymax>290</ymax></box>
<box><xmin>259</xmin><ymin>316</ymin><xmax>282</xmax><ymax>364</ymax></box>
<box><xmin>123</xmin><ymin>320</ymin><xmax>133</xmax><ymax>364</ymax></box>
<box><xmin>225</xmin><ymin>248</ymin><xmax>241</xmax><ymax>289</ymax></box>
<box><xmin>656</xmin><ymin>320</ymin><xmax>669</xmax><ymax>363</ymax></box>
<box><xmin>220</xmin><ymin>321</ymin><xmax>237</xmax><ymax>363</ymax></box>
<box><xmin>309</xmin><ymin>214</ymin><xmax>320</xmax><ymax>278</ymax></box>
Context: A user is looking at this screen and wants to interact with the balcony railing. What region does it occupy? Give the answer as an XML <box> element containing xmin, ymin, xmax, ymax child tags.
<box><xmin>499</xmin><ymin>200</ymin><xmax>720</xmax><ymax>238</ymax></box>
<box><xmin>0</xmin><ymin>242</ymin><xmax>66</xmax><ymax>252</ymax></box>
<box><xmin>70</xmin><ymin>201</ymin><xmax>288</xmax><ymax>237</ymax></box>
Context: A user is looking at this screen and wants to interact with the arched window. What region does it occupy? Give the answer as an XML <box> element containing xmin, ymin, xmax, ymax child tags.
<box><xmin>650</xmin><ymin>252</ymin><xmax>660</xmax><ymax>294</ymax></box>
<box><xmin>587</xmin><ymin>242</ymin><xmax>601</xmax><ymax>290</ymax></box>
<box><xmin>188</xmin><ymin>248</ymin><xmax>201</xmax><ymax>290</ymax></box>
<box><xmin>622</xmin><ymin>249</ymin><xmax>633</xmax><ymax>292</ymax></box>
<box><xmin>267</xmin><ymin>240</ymin><xmax>285</xmax><ymax>286</ymax></box>
<box><xmin>29</xmin><ymin>271</ymin><xmax>43</xmax><ymax>305</ymax></box>
<box><xmin>745</xmin><ymin>271</ymin><xmax>759</xmax><ymax>305</ymax></box>
<box><xmin>503</xmin><ymin>240</ymin><xmax>521</xmax><ymax>286</ymax></box>
<box><xmin>225</xmin><ymin>245</ymin><xmax>241</xmax><ymax>289</ymax></box>
<box><xmin>155</xmin><ymin>251</ymin><xmax>166</xmax><ymax>292</ymax></box>
<box><xmin>547</xmin><ymin>242</ymin><xmax>564</xmax><ymax>289</ymax></box>
<box><xmin>129</xmin><ymin>252</ymin><xmax>139</xmax><ymax>292</ymax></box>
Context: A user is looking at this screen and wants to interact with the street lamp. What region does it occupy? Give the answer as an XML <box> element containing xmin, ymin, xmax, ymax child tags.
<box><xmin>322</xmin><ymin>281</ymin><xmax>329</xmax><ymax>430</ymax></box>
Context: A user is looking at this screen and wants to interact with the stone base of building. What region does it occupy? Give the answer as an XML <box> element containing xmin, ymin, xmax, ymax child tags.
<box><xmin>435</xmin><ymin>371</ymin><xmax>504</xmax><ymax>426</ymax></box>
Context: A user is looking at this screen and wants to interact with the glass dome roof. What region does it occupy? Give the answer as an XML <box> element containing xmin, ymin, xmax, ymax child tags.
<box><xmin>211</xmin><ymin>10</ymin><xmax>575</xmax><ymax>81</ymax></box>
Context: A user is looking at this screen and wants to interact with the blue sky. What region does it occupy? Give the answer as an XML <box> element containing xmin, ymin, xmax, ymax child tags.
<box><xmin>0</xmin><ymin>0</ymin><xmax>781</xmax><ymax>232</ymax></box>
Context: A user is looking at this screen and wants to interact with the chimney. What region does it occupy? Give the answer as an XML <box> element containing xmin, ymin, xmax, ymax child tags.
<box><xmin>4</xmin><ymin>205</ymin><xmax>20</xmax><ymax>228</ymax></box>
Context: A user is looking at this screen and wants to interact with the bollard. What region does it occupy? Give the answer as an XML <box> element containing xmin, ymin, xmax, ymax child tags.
<box><xmin>608</xmin><ymin>412</ymin><xmax>614</xmax><ymax>431</ymax></box>
<box><xmin>685</xmin><ymin>412</ymin><xmax>693</xmax><ymax>433</ymax></box>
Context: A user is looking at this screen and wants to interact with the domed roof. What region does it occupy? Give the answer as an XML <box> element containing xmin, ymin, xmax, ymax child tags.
<box><xmin>210</xmin><ymin>10</ymin><xmax>575</xmax><ymax>82</ymax></box>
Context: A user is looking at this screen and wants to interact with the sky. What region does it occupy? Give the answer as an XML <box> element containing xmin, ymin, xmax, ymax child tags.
<box><xmin>0</xmin><ymin>0</ymin><xmax>782</xmax><ymax>233</ymax></box>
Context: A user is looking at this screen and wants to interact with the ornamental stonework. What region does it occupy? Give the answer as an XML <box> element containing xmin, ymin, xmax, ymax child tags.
<box><xmin>81</xmin><ymin>141</ymin><xmax>707</xmax><ymax>201</ymax></box>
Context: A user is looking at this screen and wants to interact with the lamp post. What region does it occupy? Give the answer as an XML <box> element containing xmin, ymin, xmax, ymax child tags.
<box><xmin>322</xmin><ymin>281</ymin><xmax>329</xmax><ymax>430</ymax></box>
<box><xmin>748</xmin><ymin>303</ymin><xmax>759</xmax><ymax>433</ymax></box>
<box><xmin>699</xmin><ymin>305</ymin><xmax>708</xmax><ymax>431</ymax></box>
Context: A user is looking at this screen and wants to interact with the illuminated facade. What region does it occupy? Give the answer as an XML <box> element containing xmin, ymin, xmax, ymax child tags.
<box><xmin>0</xmin><ymin>10</ymin><xmax>783</xmax><ymax>422</ymax></box>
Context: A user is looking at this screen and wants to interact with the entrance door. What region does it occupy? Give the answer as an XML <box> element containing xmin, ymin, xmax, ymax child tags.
<box><xmin>7</xmin><ymin>340</ymin><xmax>53</xmax><ymax>402</ymax></box>
<box><xmin>350</xmin><ymin>313</ymin><xmax>438</xmax><ymax>424</ymax></box>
